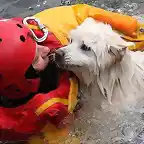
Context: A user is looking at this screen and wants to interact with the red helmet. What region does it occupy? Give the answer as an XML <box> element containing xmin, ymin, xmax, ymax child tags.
<box><xmin>0</xmin><ymin>19</ymin><xmax>40</xmax><ymax>99</ymax></box>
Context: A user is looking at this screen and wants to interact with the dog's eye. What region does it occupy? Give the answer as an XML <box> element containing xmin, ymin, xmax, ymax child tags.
<box><xmin>69</xmin><ymin>38</ymin><xmax>73</xmax><ymax>44</ymax></box>
<box><xmin>81</xmin><ymin>44</ymin><xmax>91</xmax><ymax>51</ymax></box>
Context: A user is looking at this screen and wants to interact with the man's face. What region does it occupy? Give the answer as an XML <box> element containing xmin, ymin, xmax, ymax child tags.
<box><xmin>32</xmin><ymin>44</ymin><xmax>50</xmax><ymax>72</ymax></box>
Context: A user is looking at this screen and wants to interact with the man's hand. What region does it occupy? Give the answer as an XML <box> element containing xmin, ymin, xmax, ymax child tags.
<box><xmin>32</xmin><ymin>44</ymin><xmax>50</xmax><ymax>72</ymax></box>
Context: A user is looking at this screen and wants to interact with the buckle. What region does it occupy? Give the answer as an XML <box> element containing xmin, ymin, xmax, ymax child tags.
<box><xmin>23</xmin><ymin>17</ymin><xmax>49</xmax><ymax>43</ymax></box>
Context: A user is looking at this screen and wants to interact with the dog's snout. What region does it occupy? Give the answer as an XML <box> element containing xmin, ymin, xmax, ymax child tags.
<box><xmin>56</xmin><ymin>49</ymin><xmax>65</xmax><ymax>57</ymax></box>
<box><xmin>55</xmin><ymin>49</ymin><xmax>65</xmax><ymax>62</ymax></box>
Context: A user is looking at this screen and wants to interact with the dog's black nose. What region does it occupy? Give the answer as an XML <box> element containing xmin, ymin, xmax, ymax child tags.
<box><xmin>56</xmin><ymin>49</ymin><xmax>65</xmax><ymax>57</ymax></box>
<box><xmin>55</xmin><ymin>49</ymin><xmax>65</xmax><ymax>62</ymax></box>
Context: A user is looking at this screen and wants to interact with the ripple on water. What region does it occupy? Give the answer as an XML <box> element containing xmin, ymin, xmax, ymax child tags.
<box><xmin>60</xmin><ymin>0</ymin><xmax>141</xmax><ymax>15</ymax></box>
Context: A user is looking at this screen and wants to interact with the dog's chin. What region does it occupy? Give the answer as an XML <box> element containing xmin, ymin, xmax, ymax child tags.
<box><xmin>55</xmin><ymin>62</ymin><xmax>86</xmax><ymax>83</ymax></box>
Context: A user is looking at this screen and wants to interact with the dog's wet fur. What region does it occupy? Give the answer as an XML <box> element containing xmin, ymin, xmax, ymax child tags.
<box><xmin>54</xmin><ymin>18</ymin><xmax>144</xmax><ymax>143</ymax></box>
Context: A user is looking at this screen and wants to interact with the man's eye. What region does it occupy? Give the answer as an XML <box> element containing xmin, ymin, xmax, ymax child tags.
<box><xmin>81</xmin><ymin>44</ymin><xmax>91</xmax><ymax>51</ymax></box>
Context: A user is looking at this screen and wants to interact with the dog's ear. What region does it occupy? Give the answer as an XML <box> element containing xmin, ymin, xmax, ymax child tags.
<box><xmin>108</xmin><ymin>41</ymin><xmax>134</xmax><ymax>63</ymax></box>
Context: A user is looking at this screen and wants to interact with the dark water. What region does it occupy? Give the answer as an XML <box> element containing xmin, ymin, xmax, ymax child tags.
<box><xmin>61</xmin><ymin>0</ymin><xmax>142</xmax><ymax>15</ymax></box>
<box><xmin>1</xmin><ymin>0</ymin><xmax>144</xmax><ymax>18</ymax></box>
<box><xmin>0</xmin><ymin>0</ymin><xmax>61</xmax><ymax>18</ymax></box>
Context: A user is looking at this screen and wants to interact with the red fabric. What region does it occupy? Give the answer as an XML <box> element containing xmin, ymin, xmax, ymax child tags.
<box><xmin>12</xmin><ymin>17</ymin><xmax>63</xmax><ymax>50</ymax></box>
<box><xmin>0</xmin><ymin>72</ymin><xmax>70</xmax><ymax>141</ymax></box>
<box><xmin>0</xmin><ymin>18</ymin><xmax>40</xmax><ymax>99</ymax></box>
<box><xmin>0</xmin><ymin>17</ymin><xmax>71</xmax><ymax>141</ymax></box>
<box><xmin>40</xmin><ymin>72</ymin><xmax>70</xmax><ymax>126</ymax></box>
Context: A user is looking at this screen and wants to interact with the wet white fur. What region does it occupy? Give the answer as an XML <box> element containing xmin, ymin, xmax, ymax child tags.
<box><xmin>56</xmin><ymin>18</ymin><xmax>144</xmax><ymax>143</ymax></box>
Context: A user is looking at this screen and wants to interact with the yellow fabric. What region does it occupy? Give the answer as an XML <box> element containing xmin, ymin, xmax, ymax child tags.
<box><xmin>35</xmin><ymin>98</ymin><xmax>68</xmax><ymax>116</ymax></box>
<box><xmin>41</xmin><ymin>124</ymin><xmax>80</xmax><ymax>144</ymax></box>
<box><xmin>129</xmin><ymin>41</ymin><xmax>144</xmax><ymax>51</ymax></box>
<box><xmin>33</xmin><ymin>4</ymin><xmax>144</xmax><ymax>51</ymax></box>
<box><xmin>28</xmin><ymin>123</ymin><xmax>80</xmax><ymax>144</ymax></box>
<box><xmin>122</xmin><ymin>23</ymin><xmax>144</xmax><ymax>51</ymax></box>
<box><xmin>33</xmin><ymin>4</ymin><xmax>139</xmax><ymax>45</ymax></box>
<box><xmin>121</xmin><ymin>23</ymin><xmax>144</xmax><ymax>42</ymax></box>
<box><xmin>35</xmin><ymin>76</ymin><xmax>78</xmax><ymax>116</ymax></box>
<box><xmin>68</xmin><ymin>77</ymin><xmax>78</xmax><ymax>113</ymax></box>
<box><xmin>28</xmin><ymin>76</ymin><xmax>79</xmax><ymax>144</ymax></box>
<box><xmin>28</xmin><ymin>123</ymin><xmax>69</xmax><ymax>144</ymax></box>
<box><xmin>27</xmin><ymin>24</ymin><xmax>39</xmax><ymax>30</ymax></box>
<box><xmin>72</xmin><ymin>4</ymin><xmax>138</xmax><ymax>37</ymax></box>
<box><xmin>28</xmin><ymin>20</ymin><xmax>144</xmax><ymax>51</ymax></box>
<box><xmin>33</xmin><ymin>5</ymin><xmax>79</xmax><ymax>46</ymax></box>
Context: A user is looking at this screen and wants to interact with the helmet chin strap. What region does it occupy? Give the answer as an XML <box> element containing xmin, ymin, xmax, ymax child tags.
<box><xmin>23</xmin><ymin>17</ymin><xmax>49</xmax><ymax>43</ymax></box>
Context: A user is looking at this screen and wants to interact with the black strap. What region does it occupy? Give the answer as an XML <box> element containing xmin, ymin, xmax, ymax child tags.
<box><xmin>0</xmin><ymin>92</ymin><xmax>36</xmax><ymax>108</ymax></box>
<box><xmin>0</xmin><ymin>63</ymin><xmax>60</xmax><ymax>108</ymax></box>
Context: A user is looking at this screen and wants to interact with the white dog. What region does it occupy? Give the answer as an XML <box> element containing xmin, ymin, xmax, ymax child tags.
<box><xmin>55</xmin><ymin>18</ymin><xmax>144</xmax><ymax>143</ymax></box>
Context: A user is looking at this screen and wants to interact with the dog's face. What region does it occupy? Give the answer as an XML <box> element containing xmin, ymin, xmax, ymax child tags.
<box><xmin>55</xmin><ymin>18</ymin><xmax>134</xmax><ymax>85</ymax></box>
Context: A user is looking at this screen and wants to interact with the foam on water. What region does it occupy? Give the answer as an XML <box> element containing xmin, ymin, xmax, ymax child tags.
<box><xmin>71</xmin><ymin>96</ymin><xmax>144</xmax><ymax>144</ymax></box>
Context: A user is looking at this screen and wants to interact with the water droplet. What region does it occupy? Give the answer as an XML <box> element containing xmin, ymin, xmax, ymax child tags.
<box><xmin>43</xmin><ymin>0</ymin><xmax>47</xmax><ymax>5</ymax></box>
<box><xmin>36</xmin><ymin>4</ymin><xmax>40</xmax><ymax>7</ymax></box>
<box><xmin>141</xmin><ymin>113</ymin><xmax>144</xmax><ymax>120</ymax></box>
<box><xmin>121</xmin><ymin>125</ymin><xmax>137</xmax><ymax>141</ymax></box>
<box><xmin>117</xmin><ymin>8</ymin><xmax>124</xmax><ymax>13</ymax></box>
<box><xmin>107</xmin><ymin>8</ymin><xmax>115</xmax><ymax>11</ymax></box>
<box><xmin>28</xmin><ymin>7</ymin><xmax>34</xmax><ymax>10</ymax></box>
<box><xmin>111</xmin><ymin>137</ymin><xmax>125</xmax><ymax>144</ymax></box>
